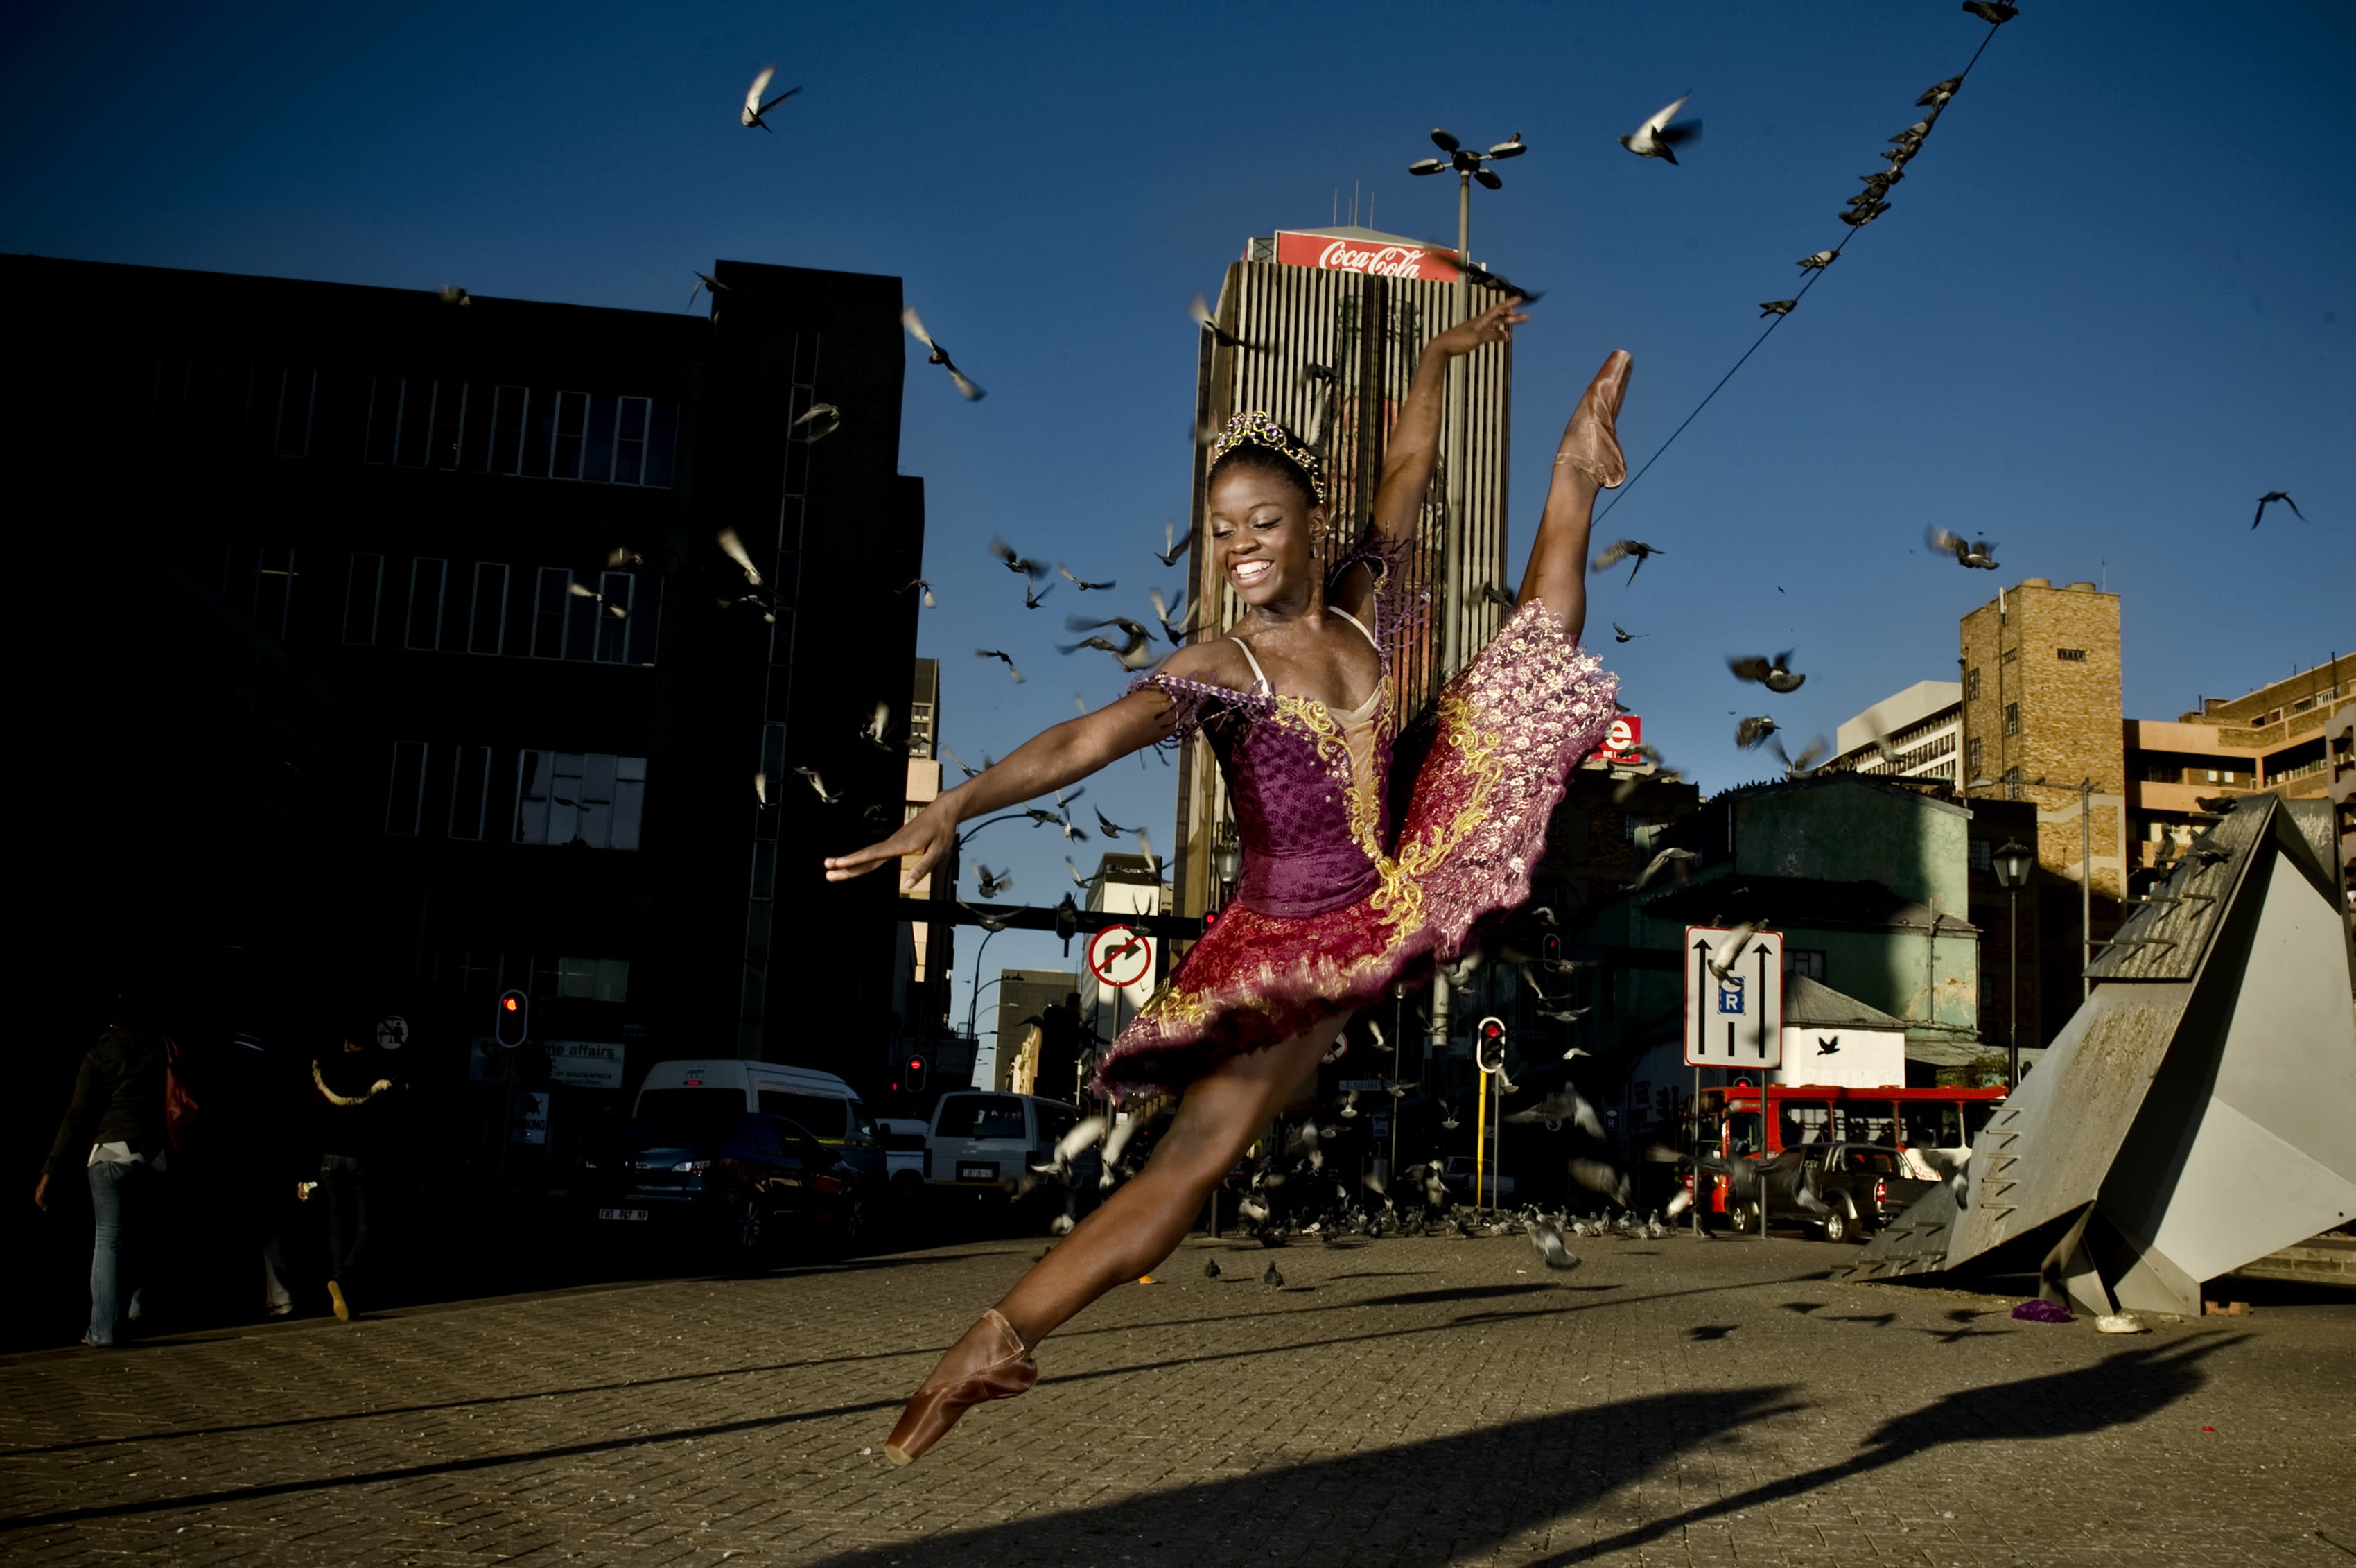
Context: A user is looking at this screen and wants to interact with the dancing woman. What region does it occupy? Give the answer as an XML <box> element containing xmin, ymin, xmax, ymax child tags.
<box><xmin>824</xmin><ymin>297</ymin><xmax>1630</xmax><ymax>1465</ymax></box>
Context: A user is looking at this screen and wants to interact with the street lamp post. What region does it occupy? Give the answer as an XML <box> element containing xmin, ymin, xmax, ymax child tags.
<box><xmin>963</xmin><ymin>925</ymin><xmax>1006</xmax><ymax>1041</ymax></box>
<box><xmin>1991</xmin><ymin>839</ymin><xmax>2033</xmax><ymax>1088</ymax></box>
<box><xmin>1409</xmin><ymin>128</ymin><xmax>1524</xmax><ymax>672</ymax></box>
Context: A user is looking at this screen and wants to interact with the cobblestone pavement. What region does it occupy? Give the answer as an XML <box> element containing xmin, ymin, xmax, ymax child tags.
<box><xmin>3</xmin><ymin>1229</ymin><xmax>2351</xmax><ymax>1567</ymax></box>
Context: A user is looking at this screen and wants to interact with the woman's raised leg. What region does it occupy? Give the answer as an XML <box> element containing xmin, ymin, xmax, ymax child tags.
<box><xmin>882</xmin><ymin>1015</ymin><xmax>1341</xmax><ymax>1463</ymax></box>
<box><xmin>1517</xmin><ymin>349</ymin><xmax>1631</xmax><ymax>642</ymax></box>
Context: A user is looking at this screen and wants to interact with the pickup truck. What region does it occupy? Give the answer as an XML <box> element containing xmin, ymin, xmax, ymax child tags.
<box><xmin>1729</xmin><ymin>1141</ymin><xmax>1935</xmax><ymax>1243</ymax></box>
<box><xmin>876</xmin><ymin>1118</ymin><xmax>930</xmax><ymax>1203</ymax></box>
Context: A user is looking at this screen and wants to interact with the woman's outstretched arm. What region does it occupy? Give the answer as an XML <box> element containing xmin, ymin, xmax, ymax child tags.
<box><xmin>823</xmin><ymin>686</ymin><xmax>1180</xmax><ymax>891</ymax></box>
<box><xmin>1366</xmin><ymin>296</ymin><xmax>1529</xmax><ymax>543</ymax></box>
<box><xmin>1516</xmin><ymin>349</ymin><xmax>1632</xmax><ymax>645</ymax></box>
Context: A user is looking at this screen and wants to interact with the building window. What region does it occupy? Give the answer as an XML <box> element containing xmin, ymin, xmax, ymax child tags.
<box><xmin>1621</xmin><ymin>814</ymin><xmax>1652</xmax><ymax>847</ymax></box>
<box><xmin>222</xmin><ymin>544</ymin><xmax>298</xmax><ymax>640</ymax></box>
<box><xmin>557</xmin><ymin>957</ymin><xmax>630</xmax><ymax>1002</ymax></box>
<box><xmin>1965</xmin><ymin>668</ymin><xmax>1980</xmax><ymax>701</ymax></box>
<box><xmin>2002</xmin><ymin>647</ymin><xmax>2018</xmax><ymax>663</ymax></box>
<box><xmin>1969</xmin><ymin>839</ymin><xmax>1992</xmax><ymax>872</ymax></box>
<box><xmin>1966</xmin><ymin>736</ymin><xmax>1984</xmax><ymax>778</ymax></box>
<box><xmin>385</xmin><ymin>740</ymin><xmax>428</xmax><ymax>835</ymax></box>
<box><xmin>613</xmin><ymin>396</ymin><xmax>650</xmax><ymax>485</ymax></box>
<box><xmin>2057</xmin><ymin>647</ymin><xmax>2086</xmax><ymax>661</ymax></box>
<box><xmin>469</xmin><ymin>562</ymin><xmax>509</xmax><ymax>654</ymax></box>
<box><xmin>488</xmin><ymin>385</ymin><xmax>531</xmax><ymax>475</ymax></box>
<box><xmin>546</xmin><ymin>390</ymin><xmax>589</xmax><ymax>480</ymax></box>
<box><xmin>514</xmin><ymin>751</ymin><xmax>647</xmax><ymax>849</ymax></box>
<box><xmin>343</xmin><ymin>553</ymin><xmax>385</xmax><ymax>645</ymax></box>
<box><xmin>428</xmin><ymin>381</ymin><xmax>468</xmax><ymax>470</ymax></box>
<box><xmin>2003</xmin><ymin>702</ymin><xmax>2021</xmax><ymax>736</ymax></box>
<box><xmin>1784</xmin><ymin>949</ymin><xmax>1827</xmax><ymax>982</ymax></box>
<box><xmin>2004</xmin><ymin>767</ymin><xmax>2023</xmax><ymax>800</ymax></box>
<box><xmin>363</xmin><ymin>376</ymin><xmax>405</xmax><ymax>465</ymax></box>
<box><xmin>2144</xmin><ymin>761</ymin><xmax>2178</xmax><ymax>784</ymax></box>
<box><xmin>405</xmin><ymin>558</ymin><xmax>447</xmax><ymax>650</ymax></box>
<box><xmin>447</xmin><ymin>745</ymin><xmax>492</xmax><ymax>839</ymax></box>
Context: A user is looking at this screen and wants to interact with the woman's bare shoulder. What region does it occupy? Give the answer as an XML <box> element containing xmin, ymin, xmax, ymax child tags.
<box><xmin>1149</xmin><ymin>636</ymin><xmax>1251</xmax><ymax>693</ymax></box>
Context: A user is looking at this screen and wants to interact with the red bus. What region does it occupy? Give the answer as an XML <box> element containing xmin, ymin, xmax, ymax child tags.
<box><xmin>1684</xmin><ymin>1083</ymin><xmax>2007</xmax><ymax>1218</ymax></box>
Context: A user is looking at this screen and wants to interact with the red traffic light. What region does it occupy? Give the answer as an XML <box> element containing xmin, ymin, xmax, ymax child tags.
<box><xmin>502</xmin><ymin>996</ymin><xmax>521</xmax><ymax>1013</ymax></box>
<box><xmin>1481</xmin><ymin>1020</ymin><xmax>1505</xmax><ymax>1039</ymax></box>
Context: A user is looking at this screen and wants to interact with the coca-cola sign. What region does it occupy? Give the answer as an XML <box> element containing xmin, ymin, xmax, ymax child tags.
<box><xmin>1271</xmin><ymin>231</ymin><xmax>1459</xmax><ymax>281</ymax></box>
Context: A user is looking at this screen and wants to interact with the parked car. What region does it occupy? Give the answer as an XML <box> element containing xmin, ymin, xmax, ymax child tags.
<box><xmin>876</xmin><ymin>1117</ymin><xmax>930</xmax><ymax>1203</ymax></box>
<box><xmin>579</xmin><ymin>1111</ymin><xmax>865</xmax><ymax>1262</ymax></box>
<box><xmin>1727</xmin><ymin>1141</ymin><xmax>1935</xmax><ymax>1243</ymax></box>
<box><xmin>632</xmin><ymin>1059</ymin><xmax>883</xmax><ymax>1192</ymax></box>
<box><xmin>923</xmin><ymin>1092</ymin><xmax>1090</xmax><ymax>1191</ymax></box>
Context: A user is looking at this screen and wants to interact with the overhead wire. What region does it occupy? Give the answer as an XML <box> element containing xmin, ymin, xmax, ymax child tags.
<box><xmin>1593</xmin><ymin>17</ymin><xmax>2012</xmax><ymax>526</ymax></box>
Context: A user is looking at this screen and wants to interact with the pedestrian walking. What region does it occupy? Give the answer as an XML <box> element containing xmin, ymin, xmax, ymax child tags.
<box><xmin>308</xmin><ymin>1031</ymin><xmax>403</xmax><ymax>1320</ymax></box>
<box><xmin>827</xmin><ymin>300</ymin><xmax>1630</xmax><ymax>1463</ymax></box>
<box><xmin>35</xmin><ymin>1020</ymin><xmax>169</xmax><ymax>1347</ymax></box>
<box><xmin>216</xmin><ymin>1029</ymin><xmax>304</xmax><ymax>1317</ymax></box>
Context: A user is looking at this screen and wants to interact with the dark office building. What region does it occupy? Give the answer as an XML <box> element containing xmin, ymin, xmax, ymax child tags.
<box><xmin>14</xmin><ymin>254</ymin><xmax>929</xmax><ymax>1151</ymax></box>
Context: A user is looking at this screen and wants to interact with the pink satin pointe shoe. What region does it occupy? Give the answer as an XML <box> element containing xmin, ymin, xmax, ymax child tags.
<box><xmin>883</xmin><ymin>1308</ymin><xmax>1038</xmax><ymax>1467</ymax></box>
<box><xmin>1557</xmin><ymin>349</ymin><xmax>1633</xmax><ymax>489</ymax></box>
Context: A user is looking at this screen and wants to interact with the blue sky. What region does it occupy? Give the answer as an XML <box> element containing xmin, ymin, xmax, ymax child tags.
<box><xmin>8</xmin><ymin>1</ymin><xmax>2349</xmax><ymax>1072</ymax></box>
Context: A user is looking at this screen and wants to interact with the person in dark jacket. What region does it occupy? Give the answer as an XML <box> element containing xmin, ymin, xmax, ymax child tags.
<box><xmin>35</xmin><ymin>1028</ymin><xmax>168</xmax><ymax>1346</ymax></box>
<box><xmin>308</xmin><ymin>1034</ymin><xmax>403</xmax><ymax>1319</ymax></box>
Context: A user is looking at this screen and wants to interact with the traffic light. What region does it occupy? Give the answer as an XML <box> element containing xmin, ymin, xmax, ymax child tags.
<box><xmin>494</xmin><ymin>988</ymin><xmax>530</xmax><ymax>1049</ymax></box>
<box><xmin>1541</xmin><ymin>932</ymin><xmax>1561</xmax><ymax>966</ymax></box>
<box><xmin>1475</xmin><ymin>1016</ymin><xmax>1507</xmax><ymax>1074</ymax></box>
<box><xmin>1054</xmin><ymin>894</ymin><xmax>1081</xmax><ymax>953</ymax></box>
<box><xmin>904</xmin><ymin>1053</ymin><xmax>930</xmax><ymax>1095</ymax></box>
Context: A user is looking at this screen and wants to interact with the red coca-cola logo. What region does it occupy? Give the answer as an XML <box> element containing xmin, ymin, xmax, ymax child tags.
<box><xmin>1271</xmin><ymin>231</ymin><xmax>1458</xmax><ymax>281</ymax></box>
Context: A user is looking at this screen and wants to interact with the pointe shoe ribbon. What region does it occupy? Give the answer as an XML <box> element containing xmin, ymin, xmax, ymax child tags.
<box><xmin>883</xmin><ymin>1308</ymin><xmax>1038</xmax><ymax>1467</ymax></box>
<box><xmin>1555</xmin><ymin>349</ymin><xmax>1632</xmax><ymax>489</ymax></box>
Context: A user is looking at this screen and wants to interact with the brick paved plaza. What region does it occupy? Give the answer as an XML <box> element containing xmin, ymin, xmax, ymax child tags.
<box><xmin>3</xmin><ymin>1230</ymin><xmax>2350</xmax><ymax>1567</ymax></box>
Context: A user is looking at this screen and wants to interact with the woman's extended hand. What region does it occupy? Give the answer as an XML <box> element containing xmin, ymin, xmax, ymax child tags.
<box><xmin>823</xmin><ymin>803</ymin><xmax>958</xmax><ymax>891</ymax></box>
<box><xmin>1425</xmin><ymin>296</ymin><xmax>1530</xmax><ymax>360</ymax></box>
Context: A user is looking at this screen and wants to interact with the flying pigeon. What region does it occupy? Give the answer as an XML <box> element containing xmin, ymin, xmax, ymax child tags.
<box><xmin>896</xmin><ymin>577</ymin><xmax>937</xmax><ymax>608</ymax></box>
<box><xmin>1591</xmin><ymin>539</ymin><xmax>1665</xmax><ymax>585</ymax></box>
<box><xmin>901</xmin><ymin>307</ymin><xmax>986</xmax><ymax>401</ymax></box>
<box><xmin>989</xmin><ymin>537</ymin><xmax>1049</xmax><ymax>580</ymax></box>
<box><xmin>1728</xmin><ymin>650</ymin><xmax>1806</xmax><ymax>692</ymax></box>
<box><xmin>1620</xmin><ymin>94</ymin><xmax>1702</xmax><ymax>163</ymax></box>
<box><xmin>1527</xmin><ymin>1219</ymin><xmax>1582</xmax><ymax>1271</ymax></box>
<box><xmin>792</xmin><ymin>402</ymin><xmax>841</xmax><ymax>442</ymax></box>
<box><xmin>1612</xmin><ymin>622</ymin><xmax>1646</xmax><ymax>642</ymax></box>
<box><xmin>1058</xmin><ymin>565</ymin><xmax>1116</xmax><ymax>591</ymax></box>
<box><xmin>1926</xmin><ymin>525</ymin><xmax>1999</xmax><ymax>570</ymax></box>
<box><xmin>688</xmin><ymin>271</ymin><xmax>731</xmax><ymax>311</ymax></box>
<box><xmin>975</xmin><ymin>647</ymin><xmax>1025</xmax><ymax>682</ymax></box>
<box><xmin>1189</xmin><ymin>294</ymin><xmax>1253</xmax><ymax>350</ymax></box>
<box><xmin>2250</xmin><ymin>491</ymin><xmax>2306</xmax><ymax>528</ymax></box>
<box><xmin>1630</xmin><ymin>845</ymin><xmax>1695</xmax><ymax>891</ymax></box>
<box><xmin>795</xmin><ymin>766</ymin><xmax>841</xmax><ymax>805</ymax></box>
<box><xmin>740</xmin><ymin>67</ymin><xmax>801</xmax><ymax>131</ymax></box>
<box><xmin>1154</xmin><ymin>521</ymin><xmax>1194</xmax><ymax>568</ymax></box>
<box><xmin>974</xmin><ymin>864</ymin><xmax>1012</xmax><ymax>900</ymax></box>
<box><xmin>1735</xmin><ymin>715</ymin><xmax>1779</xmax><ymax>749</ymax></box>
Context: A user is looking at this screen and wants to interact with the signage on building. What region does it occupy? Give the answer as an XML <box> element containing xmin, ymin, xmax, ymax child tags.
<box><xmin>511</xmin><ymin>1091</ymin><xmax>550</xmax><ymax>1145</ymax></box>
<box><xmin>1596</xmin><ymin>714</ymin><xmax>1644</xmax><ymax>765</ymax></box>
<box><xmin>1684</xmin><ymin>925</ymin><xmax>1785</xmax><ymax>1069</ymax></box>
<box><xmin>1270</xmin><ymin>232</ymin><xmax>1459</xmax><ymax>281</ymax></box>
<box><xmin>544</xmin><ymin>1040</ymin><xmax>626</xmax><ymax>1090</ymax></box>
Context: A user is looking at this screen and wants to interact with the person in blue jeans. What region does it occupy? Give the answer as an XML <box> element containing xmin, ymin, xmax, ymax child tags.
<box><xmin>35</xmin><ymin>1027</ymin><xmax>168</xmax><ymax>1347</ymax></box>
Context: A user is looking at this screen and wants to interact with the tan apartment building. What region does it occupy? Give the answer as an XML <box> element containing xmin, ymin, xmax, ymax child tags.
<box><xmin>2124</xmin><ymin>654</ymin><xmax>2351</xmax><ymax>872</ymax></box>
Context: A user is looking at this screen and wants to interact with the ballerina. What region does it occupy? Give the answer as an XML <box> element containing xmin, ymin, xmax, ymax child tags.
<box><xmin>823</xmin><ymin>295</ymin><xmax>1630</xmax><ymax>1465</ymax></box>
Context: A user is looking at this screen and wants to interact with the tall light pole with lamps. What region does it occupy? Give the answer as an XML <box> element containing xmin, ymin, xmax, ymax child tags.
<box><xmin>1408</xmin><ymin>128</ymin><xmax>1524</xmax><ymax>672</ymax></box>
<box><xmin>1991</xmin><ymin>839</ymin><xmax>2033</xmax><ymax>1088</ymax></box>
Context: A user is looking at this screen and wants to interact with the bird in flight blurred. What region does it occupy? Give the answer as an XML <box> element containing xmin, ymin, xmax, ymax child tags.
<box><xmin>990</xmin><ymin>537</ymin><xmax>1049</xmax><ymax>580</ymax></box>
<box><xmin>896</xmin><ymin>578</ymin><xmax>936</xmax><ymax>608</ymax></box>
<box><xmin>902</xmin><ymin>308</ymin><xmax>985</xmax><ymax>400</ymax></box>
<box><xmin>1189</xmin><ymin>295</ymin><xmax>1255</xmax><ymax>351</ymax></box>
<box><xmin>1729</xmin><ymin>650</ymin><xmax>1806</xmax><ymax>694</ymax></box>
<box><xmin>1926</xmin><ymin>526</ymin><xmax>1999</xmax><ymax>570</ymax></box>
<box><xmin>1059</xmin><ymin>565</ymin><xmax>1116</xmax><ymax>592</ymax></box>
<box><xmin>688</xmin><ymin>271</ymin><xmax>730</xmax><ymax>311</ymax></box>
<box><xmin>741</xmin><ymin>67</ymin><xmax>801</xmax><ymax>131</ymax></box>
<box><xmin>1591</xmin><ymin>539</ymin><xmax>1665</xmax><ymax>586</ymax></box>
<box><xmin>1620</xmin><ymin>94</ymin><xmax>1702</xmax><ymax>164</ymax></box>
<box><xmin>1154</xmin><ymin>521</ymin><xmax>1194</xmax><ymax>568</ymax></box>
<box><xmin>975</xmin><ymin>648</ymin><xmax>1024</xmax><ymax>683</ymax></box>
<box><xmin>1612</xmin><ymin>622</ymin><xmax>1646</xmax><ymax>643</ymax></box>
<box><xmin>2250</xmin><ymin>491</ymin><xmax>2306</xmax><ymax>528</ymax></box>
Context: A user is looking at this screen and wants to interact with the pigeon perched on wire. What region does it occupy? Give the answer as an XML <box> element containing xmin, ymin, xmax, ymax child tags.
<box><xmin>975</xmin><ymin>647</ymin><xmax>1024</xmax><ymax>683</ymax></box>
<box><xmin>1796</xmin><ymin>250</ymin><xmax>1838</xmax><ymax>271</ymax></box>
<box><xmin>1591</xmin><ymin>539</ymin><xmax>1665</xmax><ymax>585</ymax></box>
<box><xmin>901</xmin><ymin>307</ymin><xmax>985</xmax><ymax>401</ymax></box>
<box><xmin>1919</xmin><ymin>76</ymin><xmax>1963</xmax><ymax>108</ymax></box>
<box><xmin>740</xmin><ymin>67</ymin><xmax>801</xmax><ymax>131</ymax></box>
<box><xmin>2250</xmin><ymin>491</ymin><xmax>2306</xmax><ymax>528</ymax></box>
<box><xmin>1729</xmin><ymin>650</ymin><xmax>1806</xmax><ymax>693</ymax></box>
<box><xmin>1961</xmin><ymin>1</ymin><xmax>2018</xmax><ymax>24</ymax></box>
<box><xmin>1759</xmin><ymin>299</ymin><xmax>1798</xmax><ymax>317</ymax></box>
<box><xmin>1926</xmin><ymin>526</ymin><xmax>1999</xmax><ymax>570</ymax></box>
<box><xmin>1838</xmin><ymin>202</ymin><xmax>1891</xmax><ymax>229</ymax></box>
<box><xmin>1620</xmin><ymin>94</ymin><xmax>1702</xmax><ymax>163</ymax></box>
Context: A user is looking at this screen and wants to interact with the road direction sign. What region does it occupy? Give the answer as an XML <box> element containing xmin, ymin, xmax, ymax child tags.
<box><xmin>1684</xmin><ymin>926</ymin><xmax>1784</xmax><ymax>1068</ymax></box>
<box><xmin>1086</xmin><ymin>924</ymin><xmax>1152</xmax><ymax>989</ymax></box>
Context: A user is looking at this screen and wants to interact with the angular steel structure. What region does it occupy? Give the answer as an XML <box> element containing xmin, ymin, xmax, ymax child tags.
<box><xmin>1845</xmin><ymin>795</ymin><xmax>2355</xmax><ymax>1316</ymax></box>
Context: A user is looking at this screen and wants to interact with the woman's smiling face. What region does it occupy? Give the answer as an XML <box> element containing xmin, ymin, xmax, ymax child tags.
<box><xmin>1207</xmin><ymin>464</ymin><xmax>1324</xmax><ymax>609</ymax></box>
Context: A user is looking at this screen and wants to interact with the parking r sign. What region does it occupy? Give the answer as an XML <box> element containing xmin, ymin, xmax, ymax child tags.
<box><xmin>1684</xmin><ymin>925</ymin><xmax>1783</xmax><ymax>1068</ymax></box>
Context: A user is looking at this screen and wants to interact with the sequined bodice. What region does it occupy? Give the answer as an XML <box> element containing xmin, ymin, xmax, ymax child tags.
<box><xmin>1212</xmin><ymin>667</ymin><xmax>1393</xmax><ymax>918</ymax></box>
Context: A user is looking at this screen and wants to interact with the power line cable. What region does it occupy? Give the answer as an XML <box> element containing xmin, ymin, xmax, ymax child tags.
<box><xmin>1594</xmin><ymin>18</ymin><xmax>2011</xmax><ymax>526</ymax></box>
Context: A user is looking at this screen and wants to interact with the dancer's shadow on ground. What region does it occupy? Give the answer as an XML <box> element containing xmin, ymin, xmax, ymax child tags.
<box><xmin>801</xmin><ymin>1336</ymin><xmax>2242</xmax><ymax>1568</ymax></box>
